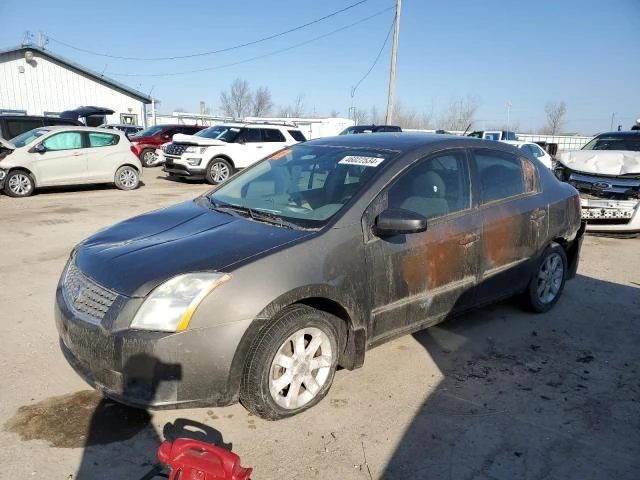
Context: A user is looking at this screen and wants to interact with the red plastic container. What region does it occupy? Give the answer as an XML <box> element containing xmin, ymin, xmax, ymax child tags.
<box><xmin>157</xmin><ymin>438</ymin><xmax>252</xmax><ymax>480</ymax></box>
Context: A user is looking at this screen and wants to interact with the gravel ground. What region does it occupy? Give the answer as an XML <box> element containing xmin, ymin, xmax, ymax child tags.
<box><xmin>0</xmin><ymin>172</ymin><xmax>638</xmax><ymax>479</ymax></box>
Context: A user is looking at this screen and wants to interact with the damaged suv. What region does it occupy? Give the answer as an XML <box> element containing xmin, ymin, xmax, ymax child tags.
<box><xmin>554</xmin><ymin>131</ymin><xmax>640</xmax><ymax>233</ymax></box>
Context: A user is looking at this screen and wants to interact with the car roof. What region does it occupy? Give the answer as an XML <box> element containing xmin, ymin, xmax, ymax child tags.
<box><xmin>304</xmin><ymin>132</ymin><xmax>509</xmax><ymax>154</ymax></box>
<box><xmin>30</xmin><ymin>125</ymin><xmax>126</xmax><ymax>135</ymax></box>
<box><xmin>501</xmin><ymin>140</ymin><xmax>535</xmax><ymax>147</ymax></box>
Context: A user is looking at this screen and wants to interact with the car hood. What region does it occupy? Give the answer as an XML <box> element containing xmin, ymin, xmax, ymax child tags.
<box><xmin>559</xmin><ymin>150</ymin><xmax>640</xmax><ymax>176</ymax></box>
<box><xmin>129</xmin><ymin>136</ymin><xmax>157</xmax><ymax>144</ymax></box>
<box><xmin>172</xmin><ymin>133</ymin><xmax>227</xmax><ymax>146</ymax></box>
<box><xmin>75</xmin><ymin>199</ymin><xmax>313</xmax><ymax>297</ymax></box>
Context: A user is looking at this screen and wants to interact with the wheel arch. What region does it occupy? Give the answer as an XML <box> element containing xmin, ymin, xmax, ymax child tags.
<box><xmin>5</xmin><ymin>167</ymin><xmax>38</xmax><ymax>187</ymax></box>
<box><xmin>207</xmin><ymin>154</ymin><xmax>235</xmax><ymax>169</ymax></box>
<box><xmin>223</xmin><ymin>288</ymin><xmax>366</xmax><ymax>404</ymax></box>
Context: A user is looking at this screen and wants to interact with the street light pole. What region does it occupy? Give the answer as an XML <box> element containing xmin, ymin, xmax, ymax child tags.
<box><xmin>385</xmin><ymin>0</ymin><xmax>402</xmax><ymax>124</ymax></box>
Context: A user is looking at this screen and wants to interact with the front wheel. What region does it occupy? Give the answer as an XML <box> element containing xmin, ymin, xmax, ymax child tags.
<box><xmin>240</xmin><ymin>305</ymin><xmax>344</xmax><ymax>420</ymax></box>
<box><xmin>4</xmin><ymin>170</ymin><xmax>35</xmax><ymax>197</ymax></box>
<box><xmin>205</xmin><ymin>158</ymin><xmax>234</xmax><ymax>185</ymax></box>
<box><xmin>114</xmin><ymin>165</ymin><xmax>140</xmax><ymax>190</ymax></box>
<box><xmin>524</xmin><ymin>244</ymin><xmax>567</xmax><ymax>313</ymax></box>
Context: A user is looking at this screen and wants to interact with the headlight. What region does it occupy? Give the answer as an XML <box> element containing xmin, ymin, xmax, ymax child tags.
<box><xmin>131</xmin><ymin>272</ymin><xmax>230</xmax><ymax>332</ymax></box>
<box><xmin>553</xmin><ymin>162</ymin><xmax>568</xmax><ymax>182</ymax></box>
<box><xmin>185</xmin><ymin>146</ymin><xmax>197</xmax><ymax>153</ymax></box>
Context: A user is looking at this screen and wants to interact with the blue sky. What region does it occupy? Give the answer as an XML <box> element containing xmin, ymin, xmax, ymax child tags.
<box><xmin>1</xmin><ymin>0</ymin><xmax>639</xmax><ymax>134</ymax></box>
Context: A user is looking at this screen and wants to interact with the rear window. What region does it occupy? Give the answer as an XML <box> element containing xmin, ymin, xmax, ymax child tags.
<box><xmin>89</xmin><ymin>132</ymin><xmax>119</xmax><ymax>147</ymax></box>
<box><xmin>288</xmin><ymin>130</ymin><xmax>307</xmax><ymax>142</ymax></box>
<box><xmin>6</xmin><ymin>119</ymin><xmax>43</xmax><ymax>138</ymax></box>
<box><xmin>262</xmin><ymin>129</ymin><xmax>286</xmax><ymax>142</ymax></box>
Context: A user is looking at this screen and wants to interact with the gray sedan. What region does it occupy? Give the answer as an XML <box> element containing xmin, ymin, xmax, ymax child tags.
<box><xmin>55</xmin><ymin>133</ymin><xmax>584</xmax><ymax>419</ymax></box>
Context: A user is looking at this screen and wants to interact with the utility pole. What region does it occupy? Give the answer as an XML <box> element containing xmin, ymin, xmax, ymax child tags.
<box><xmin>610</xmin><ymin>112</ymin><xmax>616</xmax><ymax>131</ymax></box>
<box><xmin>385</xmin><ymin>0</ymin><xmax>402</xmax><ymax>124</ymax></box>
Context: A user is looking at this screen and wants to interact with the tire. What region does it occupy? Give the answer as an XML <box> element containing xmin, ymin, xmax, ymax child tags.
<box><xmin>140</xmin><ymin>149</ymin><xmax>157</xmax><ymax>168</ymax></box>
<box><xmin>240</xmin><ymin>305</ymin><xmax>345</xmax><ymax>420</ymax></box>
<box><xmin>4</xmin><ymin>170</ymin><xmax>35</xmax><ymax>197</ymax></box>
<box><xmin>524</xmin><ymin>243</ymin><xmax>568</xmax><ymax>313</ymax></box>
<box><xmin>114</xmin><ymin>165</ymin><xmax>140</xmax><ymax>191</ymax></box>
<box><xmin>205</xmin><ymin>158</ymin><xmax>234</xmax><ymax>185</ymax></box>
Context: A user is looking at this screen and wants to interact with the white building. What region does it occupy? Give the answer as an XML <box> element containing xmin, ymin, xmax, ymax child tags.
<box><xmin>0</xmin><ymin>45</ymin><xmax>152</xmax><ymax>126</ymax></box>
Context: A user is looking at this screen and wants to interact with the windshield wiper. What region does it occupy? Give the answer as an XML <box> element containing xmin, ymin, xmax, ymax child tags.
<box><xmin>209</xmin><ymin>199</ymin><xmax>297</xmax><ymax>229</ymax></box>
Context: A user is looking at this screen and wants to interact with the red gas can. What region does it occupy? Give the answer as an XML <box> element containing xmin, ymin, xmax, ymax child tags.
<box><xmin>157</xmin><ymin>438</ymin><xmax>252</xmax><ymax>480</ymax></box>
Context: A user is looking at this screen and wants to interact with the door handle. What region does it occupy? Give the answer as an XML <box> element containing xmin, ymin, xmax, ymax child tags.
<box><xmin>458</xmin><ymin>233</ymin><xmax>480</xmax><ymax>245</ymax></box>
<box><xmin>72</xmin><ymin>152</ymin><xmax>82</xmax><ymax>156</ymax></box>
<box><xmin>256</xmin><ymin>146</ymin><xmax>263</xmax><ymax>148</ymax></box>
<box><xmin>530</xmin><ymin>210</ymin><xmax>547</xmax><ymax>221</ymax></box>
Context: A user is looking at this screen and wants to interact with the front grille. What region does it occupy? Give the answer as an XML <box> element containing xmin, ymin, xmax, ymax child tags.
<box><xmin>569</xmin><ymin>172</ymin><xmax>640</xmax><ymax>200</ymax></box>
<box><xmin>164</xmin><ymin>144</ymin><xmax>187</xmax><ymax>156</ymax></box>
<box><xmin>62</xmin><ymin>262</ymin><xmax>118</xmax><ymax>324</ymax></box>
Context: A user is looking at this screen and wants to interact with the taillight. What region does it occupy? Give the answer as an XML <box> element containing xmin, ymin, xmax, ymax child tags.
<box><xmin>130</xmin><ymin>146</ymin><xmax>137</xmax><ymax>155</ymax></box>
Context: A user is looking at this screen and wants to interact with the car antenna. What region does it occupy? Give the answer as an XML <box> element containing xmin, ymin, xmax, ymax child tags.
<box><xmin>462</xmin><ymin>123</ymin><xmax>472</xmax><ymax>136</ymax></box>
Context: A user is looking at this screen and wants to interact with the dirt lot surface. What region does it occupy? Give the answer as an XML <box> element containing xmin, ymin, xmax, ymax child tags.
<box><xmin>0</xmin><ymin>172</ymin><xmax>639</xmax><ymax>479</ymax></box>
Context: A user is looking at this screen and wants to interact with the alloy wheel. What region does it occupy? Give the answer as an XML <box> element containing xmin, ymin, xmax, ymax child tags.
<box><xmin>9</xmin><ymin>173</ymin><xmax>32</xmax><ymax>196</ymax></box>
<box><xmin>210</xmin><ymin>161</ymin><xmax>230</xmax><ymax>183</ymax></box>
<box><xmin>269</xmin><ymin>327</ymin><xmax>333</xmax><ymax>410</ymax></box>
<box><xmin>119</xmin><ymin>168</ymin><xmax>138</xmax><ymax>188</ymax></box>
<box><xmin>536</xmin><ymin>252</ymin><xmax>564</xmax><ymax>304</ymax></box>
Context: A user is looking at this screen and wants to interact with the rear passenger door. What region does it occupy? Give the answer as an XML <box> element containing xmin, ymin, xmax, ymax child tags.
<box><xmin>85</xmin><ymin>131</ymin><xmax>121</xmax><ymax>182</ymax></box>
<box><xmin>261</xmin><ymin>128</ymin><xmax>288</xmax><ymax>156</ymax></box>
<box><xmin>471</xmin><ymin>148</ymin><xmax>546</xmax><ymax>303</ymax></box>
<box><xmin>364</xmin><ymin>149</ymin><xmax>482</xmax><ymax>343</ymax></box>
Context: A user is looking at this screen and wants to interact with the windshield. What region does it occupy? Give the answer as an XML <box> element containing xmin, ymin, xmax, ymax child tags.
<box><xmin>10</xmin><ymin>128</ymin><xmax>50</xmax><ymax>148</ymax></box>
<box><xmin>196</xmin><ymin>125</ymin><xmax>241</xmax><ymax>142</ymax></box>
<box><xmin>209</xmin><ymin>144</ymin><xmax>395</xmax><ymax>228</ymax></box>
<box><xmin>582</xmin><ymin>135</ymin><xmax>640</xmax><ymax>151</ymax></box>
<box><xmin>339</xmin><ymin>126</ymin><xmax>374</xmax><ymax>135</ymax></box>
<box><xmin>131</xmin><ymin>126</ymin><xmax>164</xmax><ymax>138</ymax></box>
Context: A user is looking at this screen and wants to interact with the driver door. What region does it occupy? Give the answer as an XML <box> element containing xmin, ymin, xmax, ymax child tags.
<box><xmin>31</xmin><ymin>131</ymin><xmax>88</xmax><ymax>186</ymax></box>
<box><xmin>364</xmin><ymin>149</ymin><xmax>481</xmax><ymax>344</ymax></box>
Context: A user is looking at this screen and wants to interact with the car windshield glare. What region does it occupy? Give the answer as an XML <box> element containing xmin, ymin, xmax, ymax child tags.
<box><xmin>196</xmin><ymin>125</ymin><xmax>241</xmax><ymax>142</ymax></box>
<box><xmin>132</xmin><ymin>126</ymin><xmax>164</xmax><ymax>138</ymax></box>
<box><xmin>209</xmin><ymin>145</ymin><xmax>393</xmax><ymax>228</ymax></box>
<box><xmin>582</xmin><ymin>136</ymin><xmax>640</xmax><ymax>151</ymax></box>
<box><xmin>10</xmin><ymin>128</ymin><xmax>50</xmax><ymax>148</ymax></box>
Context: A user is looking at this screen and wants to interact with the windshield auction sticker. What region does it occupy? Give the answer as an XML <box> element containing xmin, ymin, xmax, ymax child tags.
<box><xmin>338</xmin><ymin>156</ymin><xmax>384</xmax><ymax>167</ymax></box>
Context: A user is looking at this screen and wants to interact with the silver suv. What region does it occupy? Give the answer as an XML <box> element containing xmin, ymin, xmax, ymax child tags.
<box><xmin>162</xmin><ymin>122</ymin><xmax>306</xmax><ymax>184</ymax></box>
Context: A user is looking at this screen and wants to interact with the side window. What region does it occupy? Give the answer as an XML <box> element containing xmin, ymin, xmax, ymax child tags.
<box><xmin>388</xmin><ymin>151</ymin><xmax>471</xmax><ymax>220</ymax></box>
<box><xmin>288</xmin><ymin>130</ymin><xmax>307</xmax><ymax>142</ymax></box>
<box><xmin>7</xmin><ymin>119</ymin><xmax>42</xmax><ymax>138</ymax></box>
<box><xmin>88</xmin><ymin>132</ymin><xmax>119</xmax><ymax>147</ymax></box>
<box><xmin>237</xmin><ymin>128</ymin><xmax>262</xmax><ymax>143</ymax></box>
<box><xmin>474</xmin><ymin>150</ymin><xmax>527</xmax><ymax>203</ymax></box>
<box><xmin>262</xmin><ymin>129</ymin><xmax>286</xmax><ymax>142</ymax></box>
<box><xmin>532</xmin><ymin>145</ymin><xmax>545</xmax><ymax>157</ymax></box>
<box><xmin>42</xmin><ymin>132</ymin><xmax>83</xmax><ymax>151</ymax></box>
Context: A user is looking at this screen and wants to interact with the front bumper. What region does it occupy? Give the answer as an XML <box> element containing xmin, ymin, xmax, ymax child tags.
<box><xmin>163</xmin><ymin>155</ymin><xmax>206</xmax><ymax>178</ymax></box>
<box><xmin>580</xmin><ymin>197</ymin><xmax>640</xmax><ymax>233</ymax></box>
<box><xmin>54</xmin><ymin>271</ymin><xmax>250</xmax><ymax>409</ymax></box>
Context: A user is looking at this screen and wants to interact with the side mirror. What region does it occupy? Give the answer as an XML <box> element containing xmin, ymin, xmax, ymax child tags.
<box><xmin>374</xmin><ymin>208</ymin><xmax>427</xmax><ymax>237</ymax></box>
<box><xmin>33</xmin><ymin>143</ymin><xmax>46</xmax><ymax>153</ymax></box>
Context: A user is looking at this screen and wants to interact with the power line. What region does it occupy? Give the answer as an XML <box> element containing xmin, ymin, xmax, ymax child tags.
<box><xmin>48</xmin><ymin>0</ymin><xmax>372</xmax><ymax>61</ymax></box>
<box><xmin>106</xmin><ymin>6</ymin><xmax>395</xmax><ymax>78</ymax></box>
<box><xmin>351</xmin><ymin>19</ymin><xmax>394</xmax><ymax>98</ymax></box>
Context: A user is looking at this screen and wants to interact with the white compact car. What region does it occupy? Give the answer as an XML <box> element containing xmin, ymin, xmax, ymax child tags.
<box><xmin>163</xmin><ymin>122</ymin><xmax>307</xmax><ymax>184</ymax></box>
<box><xmin>500</xmin><ymin>140</ymin><xmax>553</xmax><ymax>169</ymax></box>
<box><xmin>0</xmin><ymin>126</ymin><xmax>142</xmax><ymax>197</ymax></box>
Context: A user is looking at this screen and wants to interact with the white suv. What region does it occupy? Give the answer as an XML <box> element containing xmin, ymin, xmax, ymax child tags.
<box><xmin>162</xmin><ymin>122</ymin><xmax>307</xmax><ymax>184</ymax></box>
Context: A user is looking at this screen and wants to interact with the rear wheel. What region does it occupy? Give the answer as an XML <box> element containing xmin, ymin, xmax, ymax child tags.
<box><xmin>240</xmin><ymin>305</ymin><xmax>344</xmax><ymax>420</ymax></box>
<box><xmin>114</xmin><ymin>166</ymin><xmax>140</xmax><ymax>190</ymax></box>
<box><xmin>4</xmin><ymin>170</ymin><xmax>35</xmax><ymax>197</ymax></box>
<box><xmin>205</xmin><ymin>158</ymin><xmax>234</xmax><ymax>185</ymax></box>
<box><xmin>140</xmin><ymin>149</ymin><xmax>157</xmax><ymax>167</ymax></box>
<box><xmin>524</xmin><ymin>244</ymin><xmax>567</xmax><ymax>313</ymax></box>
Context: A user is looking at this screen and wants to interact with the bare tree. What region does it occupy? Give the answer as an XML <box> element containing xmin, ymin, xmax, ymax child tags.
<box><xmin>278</xmin><ymin>94</ymin><xmax>306</xmax><ymax>117</ymax></box>
<box><xmin>542</xmin><ymin>101</ymin><xmax>567</xmax><ymax>135</ymax></box>
<box><xmin>330</xmin><ymin>109</ymin><xmax>341</xmax><ymax>117</ymax></box>
<box><xmin>251</xmin><ymin>86</ymin><xmax>273</xmax><ymax>117</ymax></box>
<box><xmin>352</xmin><ymin>107</ymin><xmax>367</xmax><ymax>125</ymax></box>
<box><xmin>219</xmin><ymin>78</ymin><xmax>252</xmax><ymax>118</ymax></box>
<box><xmin>439</xmin><ymin>95</ymin><xmax>479</xmax><ymax>131</ymax></box>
